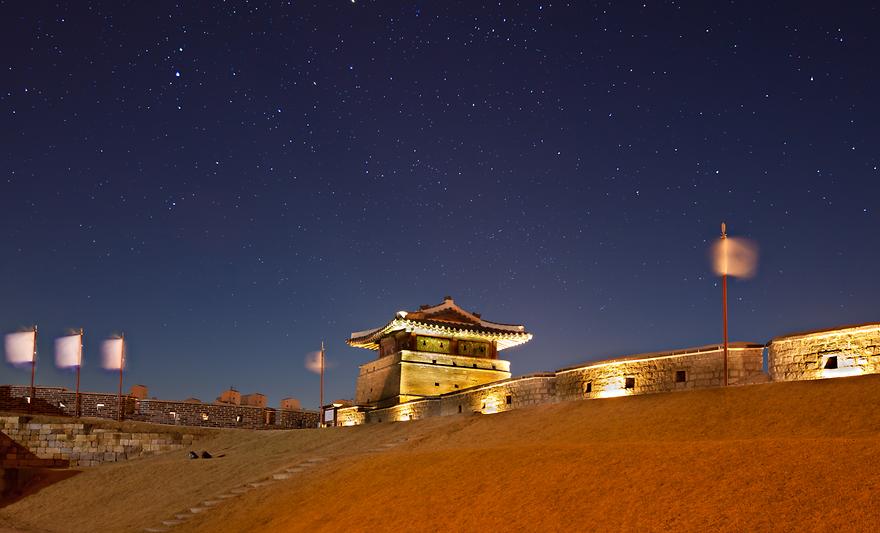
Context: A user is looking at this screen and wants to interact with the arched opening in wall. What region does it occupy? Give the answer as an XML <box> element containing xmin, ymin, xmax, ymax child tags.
<box><xmin>458</xmin><ymin>404</ymin><xmax>462</xmax><ymax>413</ymax></box>
<box><xmin>675</xmin><ymin>370</ymin><xmax>687</xmax><ymax>383</ymax></box>
<box><xmin>584</xmin><ymin>382</ymin><xmax>592</xmax><ymax>394</ymax></box>
<box><xmin>625</xmin><ymin>377</ymin><xmax>636</xmax><ymax>389</ymax></box>
<box><xmin>825</xmin><ymin>356</ymin><xmax>838</xmax><ymax>369</ymax></box>
<box><xmin>506</xmin><ymin>395</ymin><xmax>512</xmax><ymax>405</ymax></box>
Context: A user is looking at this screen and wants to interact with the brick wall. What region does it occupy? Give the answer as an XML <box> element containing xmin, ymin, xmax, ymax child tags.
<box><xmin>0</xmin><ymin>386</ymin><xmax>319</xmax><ymax>430</ymax></box>
<box><xmin>768</xmin><ymin>323</ymin><xmax>880</xmax><ymax>381</ymax></box>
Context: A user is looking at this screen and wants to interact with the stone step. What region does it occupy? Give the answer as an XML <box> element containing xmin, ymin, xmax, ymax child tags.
<box><xmin>304</xmin><ymin>457</ymin><xmax>327</xmax><ymax>462</ymax></box>
<box><xmin>285</xmin><ymin>467</ymin><xmax>303</xmax><ymax>473</ymax></box>
<box><xmin>230</xmin><ymin>487</ymin><xmax>251</xmax><ymax>494</ymax></box>
<box><xmin>162</xmin><ymin>520</ymin><xmax>183</xmax><ymax>526</ymax></box>
<box><xmin>248</xmin><ymin>480</ymin><xmax>273</xmax><ymax>488</ymax></box>
<box><xmin>144</xmin><ymin>528</ymin><xmax>169</xmax><ymax>532</ymax></box>
<box><xmin>216</xmin><ymin>494</ymin><xmax>235</xmax><ymax>499</ymax></box>
<box><xmin>272</xmin><ymin>473</ymin><xmax>290</xmax><ymax>480</ymax></box>
<box><xmin>202</xmin><ymin>500</ymin><xmax>221</xmax><ymax>507</ymax></box>
<box><xmin>174</xmin><ymin>514</ymin><xmax>194</xmax><ymax>520</ymax></box>
<box><xmin>189</xmin><ymin>507</ymin><xmax>208</xmax><ymax>514</ymax></box>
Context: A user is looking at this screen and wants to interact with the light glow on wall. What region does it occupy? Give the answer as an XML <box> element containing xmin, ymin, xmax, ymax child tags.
<box><xmin>596</xmin><ymin>377</ymin><xmax>631</xmax><ymax>398</ymax></box>
<box><xmin>821</xmin><ymin>365</ymin><xmax>863</xmax><ymax>379</ymax></box>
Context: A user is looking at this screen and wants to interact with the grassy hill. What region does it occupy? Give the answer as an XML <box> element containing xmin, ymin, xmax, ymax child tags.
<box><xmin>2</xmin><ymin>374</ymin><xmax>879</xmax><ymax>532</ymax></box>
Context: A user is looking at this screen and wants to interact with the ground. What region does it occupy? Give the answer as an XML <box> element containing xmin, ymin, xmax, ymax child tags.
<box><xmin>2</xmin><ymin>375</ymin><xmax>879</xmax><ymax>532</ymax></box>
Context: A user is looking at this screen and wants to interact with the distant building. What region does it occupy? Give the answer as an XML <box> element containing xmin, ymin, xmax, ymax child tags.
<box><xmin>216</xmin><ymin>387</ymin><xmax>241</xmax><ymax>405</ymax></box>
<box><xmin>183</xmin><ymin>397</ymin><xmax>202</xmax><ymax>404</ymax></box>
<box><xmin>129</xmin><ymin>384</ymin><xmax>149</xmax><ymax>400</ymax></box>
<box><xmin>241</xmin><ymin>393</ymin><xmax>267</xmax><ymax>408</ymax></box>
<box><xmin>279</xmin><ymin>397</ymin><xmax>301</xmax><ymax>411</ymax></box>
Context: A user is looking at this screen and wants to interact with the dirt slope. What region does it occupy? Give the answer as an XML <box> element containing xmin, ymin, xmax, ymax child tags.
<box><xmin>3</xmin><ymin>375</ymin><xmax>879</xmax><ymax>532</ymax></box>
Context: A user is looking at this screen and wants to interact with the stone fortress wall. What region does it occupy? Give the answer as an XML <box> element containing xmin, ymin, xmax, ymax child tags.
<box><xmin>0</xmin><ymin>386</ymin><xmax>319</xmax><ymax>430</ymax></box>
<box><xmin>768</xmin><ymin>323</ymin><xmax>880</xmax><ymax>381</ymax></box>
<box><xmin>337</xmin><ymin>323</ymin><xmax>878</xmax><ymax>425</ymax></box>
<box><xmin>0</xmin><ymin>415</ymin><xmax>197</xmax><ymax>468</ymax></box>
<box><xmin>340</xmin><ymin>344</ymin><xmax>764</xmax><ymax>424</ymax></box>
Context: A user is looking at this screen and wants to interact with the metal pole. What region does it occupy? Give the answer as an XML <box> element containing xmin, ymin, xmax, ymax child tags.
<box><xmin>118</xmin><ymin>333</ymin><xmax>125</xmax><ymax>422</ymax></box>
<box><xmin>720</xmin><ymin>222</ymin><xmax>729</xmax><ymax>387</ymax></box>
<box><xmin>75</xmin><ymin>328</ymin><xmax>83</xmax><ymax>417</ymax></box>
<box><xmin>320</xmin><ymin>341</ymin><xmax>325</xmax><ymax>427</ymax></box>
<box><xmin>29</xmin><ymin>325</ymin><xmax>38</xmax><ymax>413</ymax></box>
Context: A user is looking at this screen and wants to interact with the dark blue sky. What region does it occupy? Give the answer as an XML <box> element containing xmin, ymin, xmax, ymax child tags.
<box><xmin>2</xmin><ymin>1</ymin><xmax>878</xmax><ymax>408</ymax></box>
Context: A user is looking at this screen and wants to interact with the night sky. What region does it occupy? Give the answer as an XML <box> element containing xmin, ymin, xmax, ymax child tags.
<box><xmin>2</xmin><ymin>2</ymin><xmax>878</xmax><ymax>408</ymax></box>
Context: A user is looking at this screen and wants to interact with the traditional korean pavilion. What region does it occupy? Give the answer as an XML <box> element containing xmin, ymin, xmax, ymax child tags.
<box><xmin>347</xmin><ymin>297</ymin><xmax>532</xmax><ymax>408</ymax></box>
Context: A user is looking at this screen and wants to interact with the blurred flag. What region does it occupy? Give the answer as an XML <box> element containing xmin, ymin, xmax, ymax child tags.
<box><xmin>101</xmin><ymin>337</ymin><xmax>125</xmax><ymax>370</ymax></box>
<box><xmin>711</xmin><ymin>236</ymin><xmax>758</xmax><ymax>278</ymax></box>
<box><xmin>305</xmin><ymin>350</ymin><xmax>323</xmax><ymax>374</ymax></box>
<box><xmin>4</xmin><ymin>330</ymin><xmax>36</xmax><ymax>366</ymax></box>
<box><xmin>55</xmin><ymin>334</ymin><xmax>82</xmax><ymax>368</ymax></box>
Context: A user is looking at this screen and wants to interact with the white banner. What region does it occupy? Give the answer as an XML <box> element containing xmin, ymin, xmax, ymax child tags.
<box><xmin>55</xmin><ymin>334</ymin><xmax>82</xmax><ymax>368</ymax></box>
<box><xmin>101</xmin><ymin>338</ymin><xmax>125</xmax><ymax>370</ymax></box>
<box><xmin>4</xmin><ymin>330</ymin><xmax>36</xmax><ymax>365</ymax></box>
<box><xmin>711</xmin><ymin>236</ymin><xmax>758</xmax><ymax>278</ymax></box>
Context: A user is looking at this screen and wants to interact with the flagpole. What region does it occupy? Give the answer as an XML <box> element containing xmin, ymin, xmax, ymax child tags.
<box><xmin>720</xmin><ymin>222</ymin><xmax>729</xmax><ymax>387</ymax></box>
<box><xmin>118</xmin><ymin>333</ymin><xmax>125</xmax><ymax>422</ymax></box>
<box><xmin>320</xmin><ymin>341</ymin><xmax>325</xmax><ymax>427</ymax></box>
<box><xmin>29</xmin><ymin>325</ymin><xmax>38</xmax><ymax>413</ymax></box>
<box><xmin>76</xmin><ymin>328</ymin><xmax>83</xmax><ymax>418</ymax></box>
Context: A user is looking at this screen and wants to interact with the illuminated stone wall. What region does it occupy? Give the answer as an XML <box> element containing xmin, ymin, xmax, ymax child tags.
<box><xmin>768</xmin><ymin>323</ymin><xmax>880</xmax><ymax>381</ymax></box>
<box><xmin>335</xmin><ymin>406</ymin><xmax>365</xmax><ymax>426</ymax></box>
<box><xmin>363</xmin><ymin>398</ymin><xmax>439</xmax><ymax>424</ymax></box>
<box><xmin>355</xmin><ymin>350</ymin><xmax>511</xmax><ymax>407</ymax></box>
<box><xmin>342</xmin><ymin>344</ymin><xmax>764</xmax><ymax>426</ymax></box>
<box><xmin>437</xmin><ymin>374</ymin><xmax>556</xmax><ymax>416</ymax></box>
<box><xmin>555</xmin><ymin>344</ymin><xmax>766</xmax><ymax>401</ymax></box>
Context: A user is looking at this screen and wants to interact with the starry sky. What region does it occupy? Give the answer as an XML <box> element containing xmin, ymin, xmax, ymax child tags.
<box><xmin>2</xmin><ymin>1</ymin><xmax>878</xmax><ymax>408</ymax></box>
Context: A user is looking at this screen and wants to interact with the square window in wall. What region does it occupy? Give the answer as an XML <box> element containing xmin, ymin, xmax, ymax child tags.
<box><xmin>454</xmin><ymin>384</ymin><xmax>459</xmax><ymax>389</ymax></box>
<box><xmin>458</xmin><ymin>405</ymin><xmax>462</xmax><ymax>413</ymax></box>
<box><xmin>625</xmin><ymin>377</ymin><xmax>636</xmax><ymax>389</ymax></box>
<box><xmin>825</xmin><ymin>356</ymin><xmax>838</xmax><ymax>369</ymax></box>
<box><xmin>434</xmin><ymin>382</ymin><xmax>440</xmax><ymax>387</ymax></box>
<box><xmin>675</xmin><ymin>370</ymin><xmax>687</xmax><ymax>383</ymax></box>
<box><xmin>506</xmin><ymin>395</ymin><xmax>512</xmax><ymax>405</ymax></box>
<box><xmin>432</xmin><ymin>360</ymin><xmax>437</xmax><ymax>364</ymax></box>
<box><xmin>584</xmin><ymin>382</ymin><xmax>592</xmax><ymax>394</ymax></box>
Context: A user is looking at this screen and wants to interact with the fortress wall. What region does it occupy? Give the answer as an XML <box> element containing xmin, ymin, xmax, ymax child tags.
<box><xmin>335</xmin><ymin>406</ymin><xmax>365</xmax><ymax>426</ymax></box>
<box><xmin>338</xmin><ymin>345</ymin><xmax>766</xmax><ymax>426</ymax></box>
<box><xmin>769</xmin><ymin>323</ymin><xmax>880</xmax><ymax>381</ymax></box>
<box><xmin>0</xmin><ymin>415</ymin><xmax>195</xmax><ymax>467</ymax></box>
<box><xmin>555</xmin><ymin>345</ymin><xmax>765</xmax><ymax>401</ymax></box>
<box><xmin>363</xmin><ymin>398</ymin><xmax>439</xmax><ymax>424</ymax></box>
<box><xmin>0</xmin><ymin>386</ymin><xmax>318</xmax><ymax>430</ymax></box>
<box><xmin>438</xmin><ymin>374</ymin><xmax>556</xmax><ymax>416</ymax></box>
<box><xmin>355</xmin><ymin>353</ymin><xmax>402</xmax><ymax>405</ymax></box>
